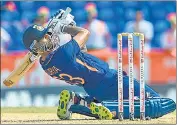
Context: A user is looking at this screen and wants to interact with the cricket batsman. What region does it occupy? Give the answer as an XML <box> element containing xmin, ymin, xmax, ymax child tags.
<box><xmin>22</xmin><ymin>8</ymin><xmax>176</xmax><ymax>120</ymax></box>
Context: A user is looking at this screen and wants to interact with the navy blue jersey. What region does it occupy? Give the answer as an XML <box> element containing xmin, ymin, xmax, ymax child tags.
<box><xmin>40</xmin><ymin>39</ymin><xmax>110</xmax><ymax>86</ymax></box>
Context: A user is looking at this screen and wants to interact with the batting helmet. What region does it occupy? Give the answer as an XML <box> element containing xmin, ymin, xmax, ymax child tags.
<box><xmin>23</xmin><ymin>24</ymin><xmax>48</xmax><ymax>53</ymax></box>
<box><xmin>23</xmin><ymin>24</ymin><xmax>60</xmax><ymax>54</ymax></box>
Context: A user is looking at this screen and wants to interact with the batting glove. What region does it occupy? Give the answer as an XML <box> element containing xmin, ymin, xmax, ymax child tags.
<box><xmin>52</xmin><ymin>9</ymin><xmax>76</xmax><ymax>26</ymax></box>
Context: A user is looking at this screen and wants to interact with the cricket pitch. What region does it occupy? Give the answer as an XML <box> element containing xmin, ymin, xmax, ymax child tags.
<box><xmin>1</xmin><ymin>107</ymin><xmax>176</xmax><ymax>124</ymax></box>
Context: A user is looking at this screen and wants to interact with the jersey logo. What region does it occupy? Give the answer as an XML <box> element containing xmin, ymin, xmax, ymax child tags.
<box><xmin>33</xmin><ymin>25</ymin><xmax>44</xmax><ymax>31</ymax></box>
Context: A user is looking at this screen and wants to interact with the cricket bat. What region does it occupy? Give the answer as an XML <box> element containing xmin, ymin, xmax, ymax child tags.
<box><xmin>3</xmin><ymin>52</ymin><xmax>40</xmax><ymax>87</ymax></box>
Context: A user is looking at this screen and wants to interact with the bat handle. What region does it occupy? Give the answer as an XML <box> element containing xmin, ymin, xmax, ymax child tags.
<box><xmin>62</xmin><ymin>7</ymin><xmax>72</xmax><ymax>19</ymax></box>
<box><xmin>30</xmin><ymin>53</ymin><xmax>40</xmax><ymax>62</ymax></box>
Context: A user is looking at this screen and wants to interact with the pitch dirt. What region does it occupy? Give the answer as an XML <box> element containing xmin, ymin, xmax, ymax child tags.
<box><xmin>1</xmin><ymin>107</ymin><xmax>176</xmax><ymax>124</ymax></box>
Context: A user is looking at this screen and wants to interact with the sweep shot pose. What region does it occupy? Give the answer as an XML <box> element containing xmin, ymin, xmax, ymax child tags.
<box><xmin>22</xmin><ymin>8</ymin><xmax>176</xmax><ymax>120</ymax></box>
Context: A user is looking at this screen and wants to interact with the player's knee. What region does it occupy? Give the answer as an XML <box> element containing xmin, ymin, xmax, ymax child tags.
<box><xmin>160</xmin><ymin>98</ymin><xmax>176</xmax><ymax>116</ymax></box>
<box><xmin>147</xmin><ymin>98</ymin><xmax>176</xmax><ymax>118</ymax></box>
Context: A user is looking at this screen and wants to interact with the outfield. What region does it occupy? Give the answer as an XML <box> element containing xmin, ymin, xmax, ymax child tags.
<box><xmin>1</xmin><ymin>107</ymin><xmax>176</xmax><ymax>124</ymax></box>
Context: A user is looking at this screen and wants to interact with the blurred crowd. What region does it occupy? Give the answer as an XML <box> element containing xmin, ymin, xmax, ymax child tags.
<box><xmin>1</xmin><ymin>1</ymin><xmax>176</xmax><ymax>54</ymax></box>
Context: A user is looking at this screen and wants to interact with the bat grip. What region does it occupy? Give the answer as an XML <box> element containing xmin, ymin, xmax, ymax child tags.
<box><xmin>62</xmin><ymin>7</ymin><xmax>72</xmax><ymax>19</ymax></box>
<box><xmin>29</xmin><ymin>52</ymin><xmax>40</xmax><ymax>62</ymax></box>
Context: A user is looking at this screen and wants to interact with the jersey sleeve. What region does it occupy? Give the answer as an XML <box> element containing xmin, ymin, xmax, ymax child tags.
<box><xmin>54</xmin><ymin>39</ymin><xmax>81</xmax><ymax>62</ymax></box>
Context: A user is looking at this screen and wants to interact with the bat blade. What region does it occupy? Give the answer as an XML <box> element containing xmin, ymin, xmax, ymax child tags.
<box><xmin>3</xmin><ymin>52</ymin><xmax>40</xmax><ymax>87</ymax></box>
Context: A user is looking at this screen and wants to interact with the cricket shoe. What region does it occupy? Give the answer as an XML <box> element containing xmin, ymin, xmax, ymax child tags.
<box><xmin>57</xmin><ymin>90</ymin><xmax>75</xmax><ymax>120</ymax></box>
<box><xmin>90</xmin><ymin>102</ymin><xmax>113</xmax><ymax>120</ymax></box>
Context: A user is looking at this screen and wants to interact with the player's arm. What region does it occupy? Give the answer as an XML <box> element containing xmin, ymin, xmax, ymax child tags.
<box><xmin>62</xmin><ymin>26</ymin><xmax>90</xmax><ymax>49</ymax></box>
<box><xmin>53</xmin><ymin>25</ymin><xmax>89</xmax><ymax>61</ymax></box>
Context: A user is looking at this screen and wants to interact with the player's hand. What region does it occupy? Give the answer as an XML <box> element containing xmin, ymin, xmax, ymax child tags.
<box><xmin>47</xmin><ymin>18</ymin><xmax>65</xmax><ymax>34</ymax></box>
<box><xmin>52</xmin><ymin>9</ymin><xmax>76</xmax><ymax>26</ymax></box>
<box><xmin>47</xmin><ymin>8</ymin><xmax>76</xmax><ymax>35</ymax></box>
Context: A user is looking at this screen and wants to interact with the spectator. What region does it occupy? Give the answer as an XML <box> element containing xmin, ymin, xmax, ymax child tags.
<box><xmin>33</xmin><ymin>6</ymin><xmax>50</xmax><ymax>26</ymax></box>
<box><xmin>83</xmin><ymin>2</ymin><xmax>111</xmax><ymax>50</ymax></box>
<box><xmin>125</xmin><ymin>10</ymin><xmax>154</xmax><ymax>52</ymax></box>
<box><xmin>1</xmin><ymin>27</ymin><xmax>11</xmax><ymax>53</ymax></box>
<box><xmin>5</xmin><ymin>1</ymin><xmax>16</xmax><ymax>12</ymax></box>
<box><xmin>160</xmin><ymin>12</ymin><xmax>176</xmax><ymax>50</ymax></box>
<box><xmin>1</xmin><ymin>1</ymin><xmax>25</xmax><ymax>51</ymax></box>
